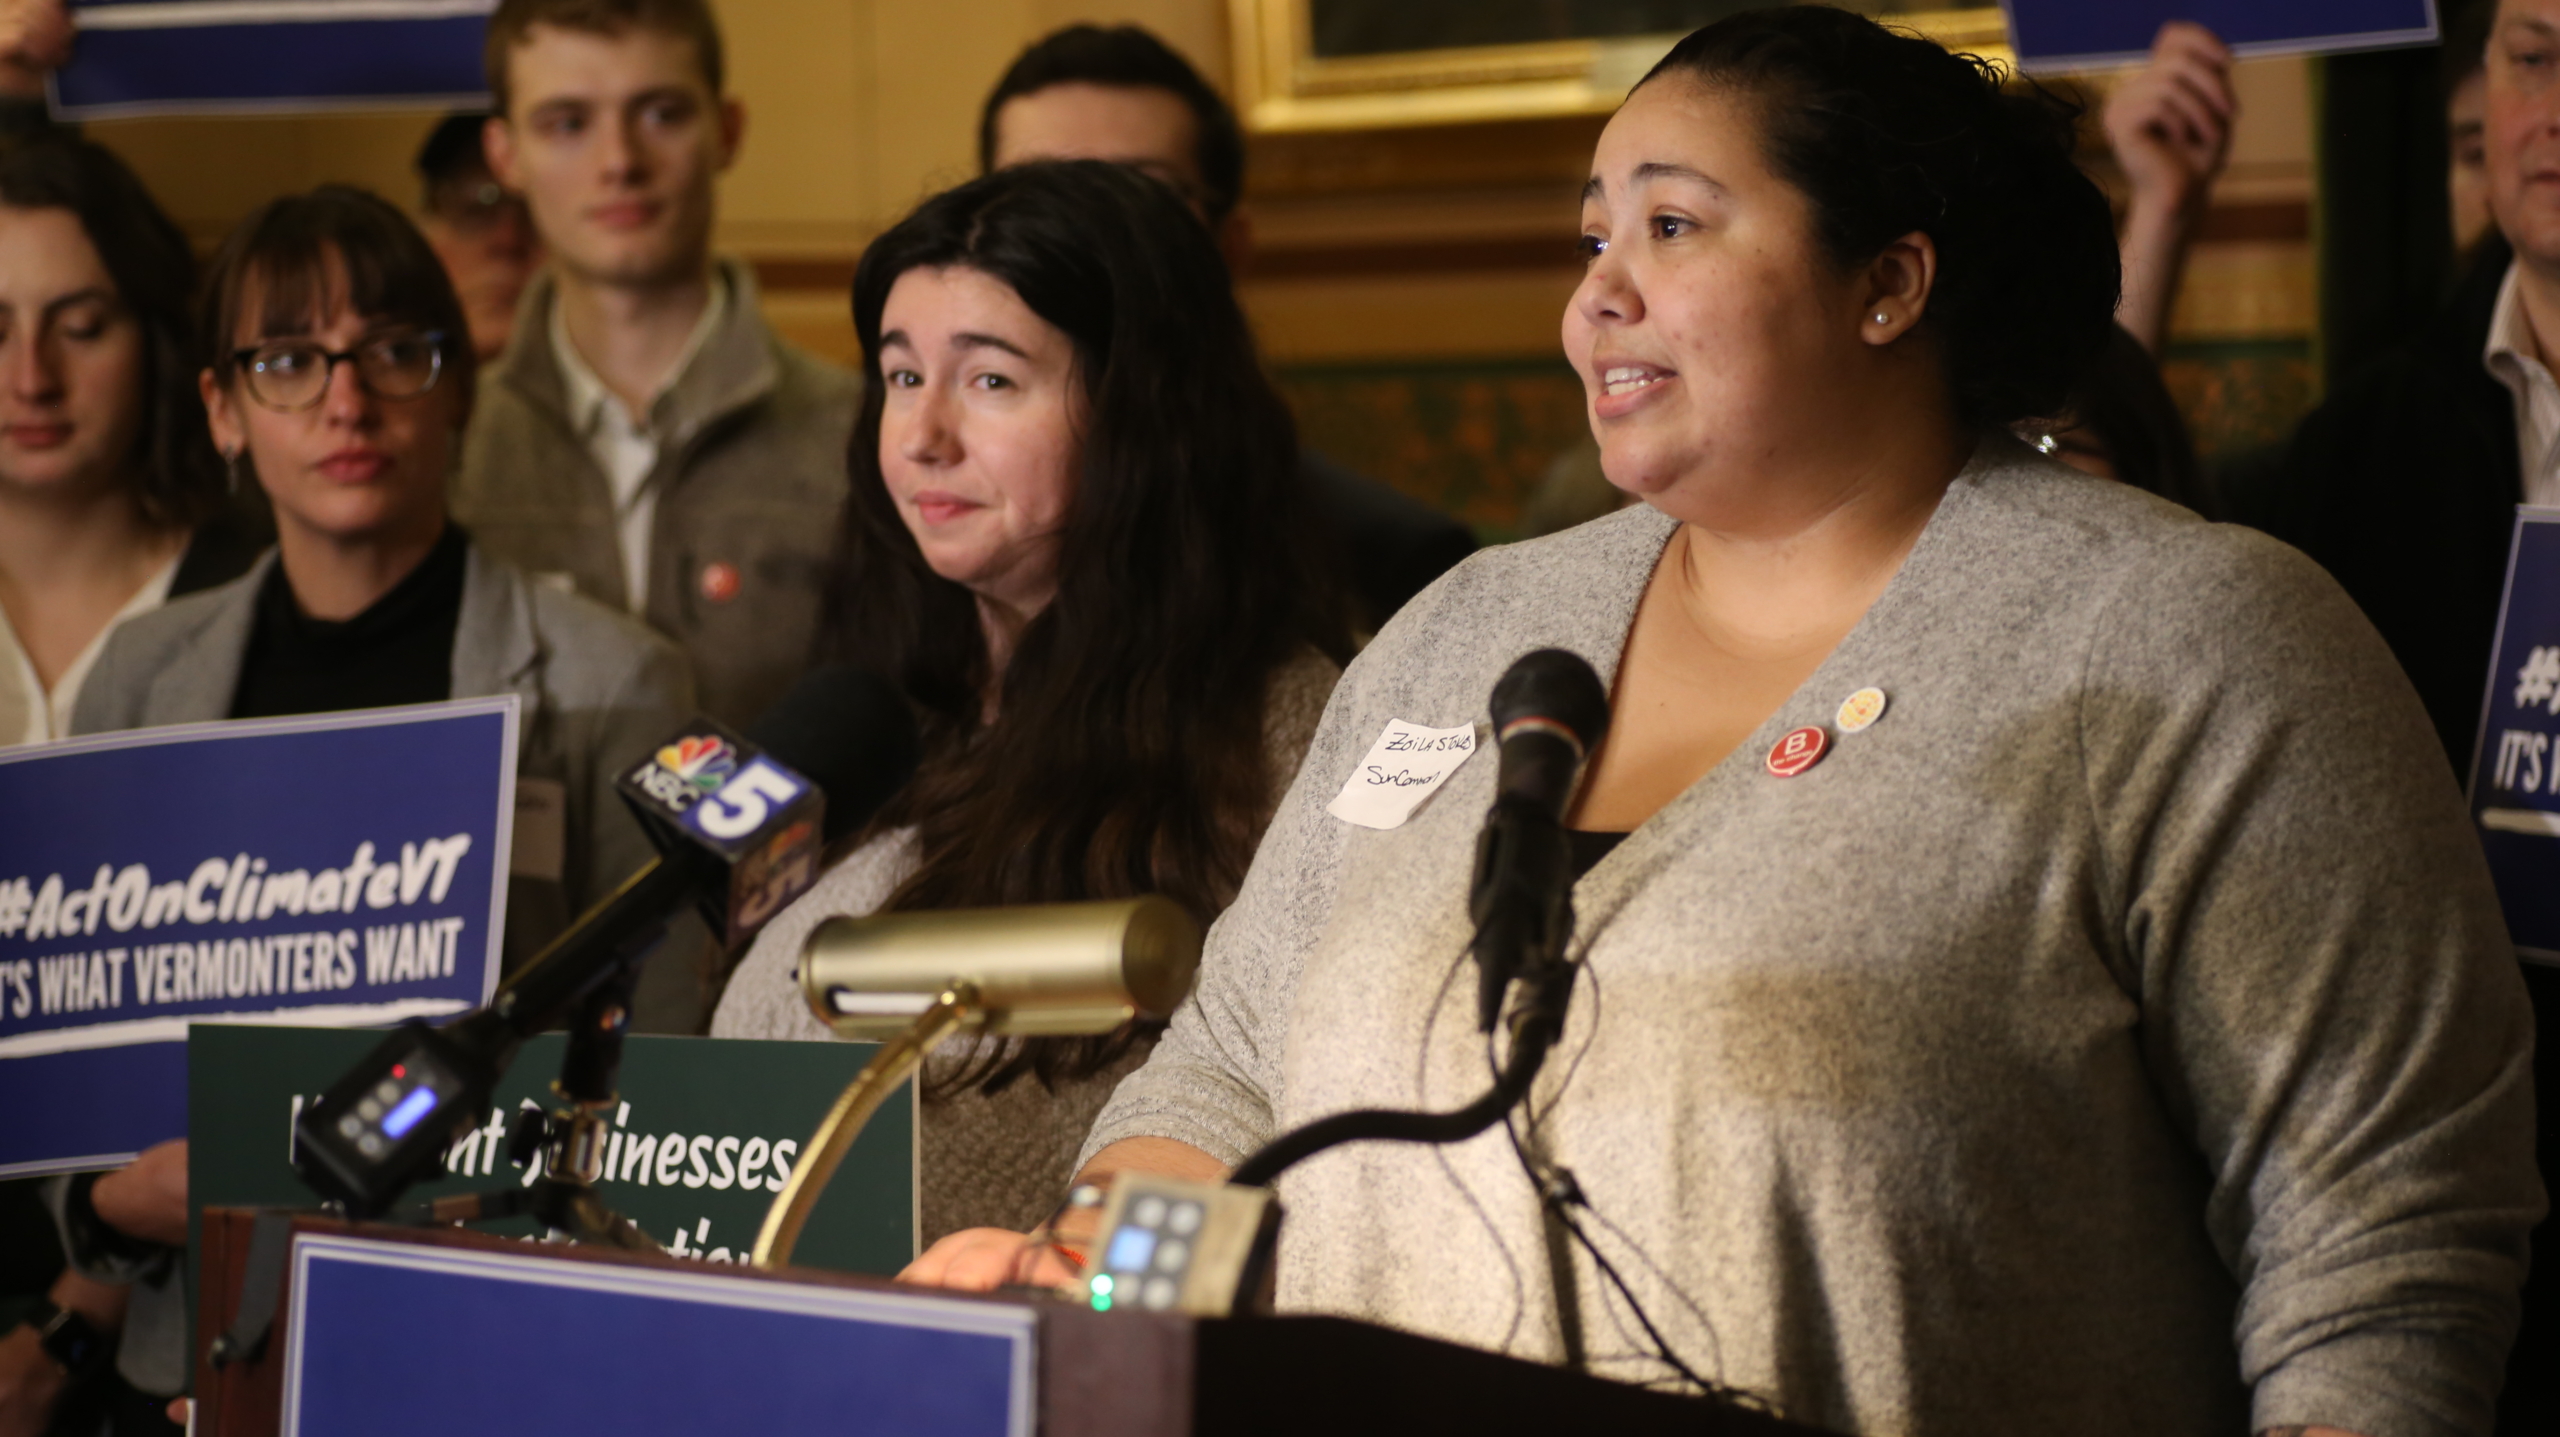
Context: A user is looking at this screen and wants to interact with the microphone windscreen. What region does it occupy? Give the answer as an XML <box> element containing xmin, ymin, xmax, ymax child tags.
<box><xmin>1489</xmin><ymin>648</ymin><xmax>1609</xmax><ymax>751</ymax></box>
<box><xmin>747</xmin><ymin>666</ymin><xmax>921</xmax><ymax>844</ymax></box>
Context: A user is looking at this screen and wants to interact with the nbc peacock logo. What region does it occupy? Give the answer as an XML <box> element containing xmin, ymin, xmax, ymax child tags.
<box><xmin>655</xmin><ymin>734</ymin><xmax>738</xmax><ymax>794</ymax></box>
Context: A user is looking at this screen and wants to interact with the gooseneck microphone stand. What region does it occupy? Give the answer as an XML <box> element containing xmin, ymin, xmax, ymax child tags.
<box><xmin>408</xmin><ymin>953</ymin><xmax>664</xmax><ymax>1249</ymax></box>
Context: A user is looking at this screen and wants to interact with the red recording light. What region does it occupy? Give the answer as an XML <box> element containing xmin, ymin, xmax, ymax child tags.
<box><xmin>391</xmin><ymin>1064</ymin><xmax>407</xmax><ymax>1079</ymax></box>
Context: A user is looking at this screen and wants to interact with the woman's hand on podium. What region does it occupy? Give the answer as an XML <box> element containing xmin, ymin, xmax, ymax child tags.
<box><xmin>903</xmin><ymin>1136</ymin><xmax>1231</xmax><ymax>1292</ymax></box>
<box><xmin>900</xmin><ymin>1228</ymin><xmax>1080</xmax><ymax>1292</ymax></box>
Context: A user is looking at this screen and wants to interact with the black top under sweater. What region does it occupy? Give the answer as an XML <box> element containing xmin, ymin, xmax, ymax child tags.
<box><xmin>228</xmin><ymin>525</ymin><xmax>466</xmax><ymax>719</ymax></box>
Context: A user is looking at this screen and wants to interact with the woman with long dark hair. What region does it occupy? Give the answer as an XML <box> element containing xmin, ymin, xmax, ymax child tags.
<box><xmin>0</xmin><ymin>132</ymin><xmax>262</xmax><ymax>1437</ymax></box>
<box><xmin>909</xmin><ymin>11</ymin><xmax>2534</xmax><ymax>1435</ymax></box>
<box><xmin>0</xmin><ymin>134</ymin><xmax>261</xmax><ymax>751</ymax></box>
<box><xmin>712</xmin><ymin>159</ymin><xmax>1347</xmax><ymax>1242</ymax></box>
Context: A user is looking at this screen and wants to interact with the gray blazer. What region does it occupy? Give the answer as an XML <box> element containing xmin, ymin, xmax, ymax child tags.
<box><xmin>72</xmin><ymin>540</ymin><xmax>709</xmax><ymax>1032</ymax></box>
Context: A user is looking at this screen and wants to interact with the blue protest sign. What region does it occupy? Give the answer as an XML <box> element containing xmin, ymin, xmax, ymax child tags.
<box><xmin>2002</xmin><ymin>1</ymin><xmax>2438</xmax><ymax>71</ymax></box>
<box><xmin>0</xmin><ymin>699</ymin><xmax>516</xmax><ymax>1177</ymax></box>
<box><xmin>2469</xmin><ymin>507</ymin><xmax>2560</xmax><ymax>966</ymax></box>
<box><xmin>283</xmin><ymin>1233</ymin><xmax>1033</xmax><ymax>1437</ymax></box>
<box><xmin>53</xmin><ymin>1</ymin><xmax>491</xmax><ymax>120</ymax></box>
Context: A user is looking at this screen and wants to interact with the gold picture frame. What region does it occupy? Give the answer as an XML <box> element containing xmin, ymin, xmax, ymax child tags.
<box><xmin>1228</xmin><ymin>2</ymin><xmax>2015</xmax><ymax>133</ymax></box>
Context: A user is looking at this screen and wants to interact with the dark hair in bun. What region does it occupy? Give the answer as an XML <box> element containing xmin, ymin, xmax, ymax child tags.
<box><xmin>1639</xmin><ymin>6</ymin><xmax>2119</xmax><ymax>428</ymax></box>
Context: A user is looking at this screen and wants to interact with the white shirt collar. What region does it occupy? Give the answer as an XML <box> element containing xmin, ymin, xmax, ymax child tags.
<box><xmin>2485</xmin><ymin>258</ymin><xmax>2540</xmax><ymax>382</ymax></box>
<box><xmin>2483</xmin><ymin>258</ymin><xmax>2560</xmax><ymax>508</ymax></box>
<box><xmin>0</xmin><ymin>548</ymin><xmax>182</xmax><ymax>748</ymax></box>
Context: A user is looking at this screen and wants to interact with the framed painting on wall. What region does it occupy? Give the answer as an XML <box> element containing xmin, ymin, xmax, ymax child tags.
<box><xmin>1228</xmin><ymin>0</ymin><xmax>2014</xmax><ymax>132</ymax></box>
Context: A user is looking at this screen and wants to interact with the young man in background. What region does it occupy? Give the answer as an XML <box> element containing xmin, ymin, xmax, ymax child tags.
<box><xmin>456</xmin><ymin>0</ymin><xmax>855</xmax><ymax>728</ymax></box>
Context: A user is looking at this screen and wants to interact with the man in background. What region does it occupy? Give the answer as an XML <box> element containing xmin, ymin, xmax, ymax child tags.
<box><xmin>415</xmin><ymin>111</ymin><xmax>542</xmax><ymax>363</ymax></box>
<box><xmin>2232</xmin><ymin>3</ymin><xmax>2553</xmax><ymax>1428</ymax></box>
<box><xmin>980</xmin><ymin>24</ymin><xmax>1475</xmax><ymax>634</ymax></box>
<box><xmin>455</xmin><ymin>0</ymin><xmax>854</xmax><ymax>728</ymax></box>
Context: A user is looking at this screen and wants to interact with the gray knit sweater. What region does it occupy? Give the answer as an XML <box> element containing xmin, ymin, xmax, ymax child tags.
<box><xmin>1081</xmin><ymin>442</ymin><xmax>2543</xmax><ymax>1437</ymax></box>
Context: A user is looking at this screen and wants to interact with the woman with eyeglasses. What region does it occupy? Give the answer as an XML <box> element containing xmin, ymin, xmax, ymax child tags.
<box><xmin>46</xmin><ymin>185</ymin><xmax>695</xmax><ymax>1437</ymax></box>
<box><xmin>73</xmin><ymin>185</ymin><xmax>692</xmax><ymax>995</ymax></box>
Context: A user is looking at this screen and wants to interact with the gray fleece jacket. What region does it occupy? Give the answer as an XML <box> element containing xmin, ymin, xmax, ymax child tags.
<box><xmin>1083</xmin><ymin>441</ymin><xmax>2543</xmax><ymax>1437</ymax></box>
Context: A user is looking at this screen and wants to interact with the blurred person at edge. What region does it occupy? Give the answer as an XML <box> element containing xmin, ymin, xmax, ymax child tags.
<box><xmin>2232</xmin><ymin>1</ymin><xmax>2560</xmax><ymax>1426</ymax></box>
<box><xmin>711</xmin><ymin>161</ymin><xmax>1347</xmax><ymax>1246</ymax></box>
<box><xmin>0</xmin><ymin>0</ymin><xmax>65</xmax><ymax>132</ymax></box>
<box><xmin>0</xmin><ymin>135</ymin><xmax>262</xmax><ymax>1437</ymax></box>
<box><xmin>415</xmin><ymin>111</ymin><xmax>542</xmax><ymax>363</ymax></box>
<box><xmin>2024</xmin><ymin>22</ymin><xmax>2230</xmax><ymax>513</ymax></box>
<box><xmin>907</xmin><ymin>10</ymin><xmax>2535</xmax><ymax>1435</ymax></box>
<box><xmin>0</xmin><ymin>144</ymin><xmax>272</xmax><ymax>751</ymax></box>
<box><xmin>979</xmin><ymin>24</ymin><xmax>1476</xmax><ymax>635</ymax></box>
<box><xmin>455</xmin><ymin>0</ymin><xmax>856</xmax><ymax>728</ymax></box>
<box><xmin>2452</xmin><ymin>0</ymin><xmax>2500</xmax><ymax>261</ymax></box>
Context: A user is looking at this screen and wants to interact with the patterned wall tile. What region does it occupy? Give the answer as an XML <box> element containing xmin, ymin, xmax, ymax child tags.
<box><xmin>1277</xmin><ymin>359</ymin><xmax>1591</xmax><ymax>542</ymax></box>
<box><xmin>1282</xmin><ymin>341</ymin><xmax>2323</xmax><ymax>543</ymax></box>
<box><xmin>2158</xmin><ymin>338</ymin><xmax>2321</xmax><ymax>461</ymax></box>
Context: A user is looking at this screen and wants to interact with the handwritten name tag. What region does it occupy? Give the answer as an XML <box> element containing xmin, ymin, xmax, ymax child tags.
<box><xmin>1326</xmin><ymin>719</ymin><xmax>1480</xmax><ymax>830</ymax></box>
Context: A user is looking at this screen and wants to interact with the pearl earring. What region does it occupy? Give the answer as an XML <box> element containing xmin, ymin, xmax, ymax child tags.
<box><xmin>1874</xmin><ymin>313</ymin><xmax>1891</xmax><ymax>325</ymax></box>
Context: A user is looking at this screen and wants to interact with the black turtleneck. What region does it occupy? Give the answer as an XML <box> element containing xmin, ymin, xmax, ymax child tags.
<box><xmin>228</xmin><ymin>525</ymin><xmax>468</xmax><ymax>720</ymax></box>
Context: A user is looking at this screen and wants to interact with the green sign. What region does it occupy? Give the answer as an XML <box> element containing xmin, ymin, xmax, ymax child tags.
<box><xmin>188</xmin><ymin>1027</ymin><xmax>914</xmax><ymax>1280</ymax></box>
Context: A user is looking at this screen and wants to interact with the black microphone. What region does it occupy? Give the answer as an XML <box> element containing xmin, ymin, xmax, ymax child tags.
<box><xmin>1468</xmin><ymin>648</ymin><xmax>1609</xmax><ymax>1031</ymax></box>
<box><xmin>291</xmin><ymin>670</ymin><xmax>920</xmax><ymax>1216</ymax></box>
<box><xmin>748</xmin><ymin>665</ymin><xmax>922</xmax><ymax>847</ymax></box>
<box><xmin>1226</xmin><ymin>650</ymin><xmax>1610</xmax><ymax>1190</ymax></box>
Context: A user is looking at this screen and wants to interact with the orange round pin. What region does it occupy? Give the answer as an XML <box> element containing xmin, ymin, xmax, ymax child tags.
<box><xmin>1836</xmin><ymin>687</ymin><xmax>1888</xmax><ymax>733</ymax></box>
<box><xmin>699</xmin><ymin>560</ymin><xmax>741</xmax><ymax>604</ymax></box>
<box><xmin>1766</xmin><ymin>725</ymin><xmax>1828</xmax><ymax>778</ymax></box>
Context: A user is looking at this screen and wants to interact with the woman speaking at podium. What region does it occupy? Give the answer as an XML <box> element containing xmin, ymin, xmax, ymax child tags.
<box><xmin>913</xmin><ymin>11</ymin><xmax>2540</xmax><ymax>1436</ymax></box>
<box><xmin>710</xmin><ymin>162</ymin><xmax>1347</xmax><ymax>1243</ymax></box>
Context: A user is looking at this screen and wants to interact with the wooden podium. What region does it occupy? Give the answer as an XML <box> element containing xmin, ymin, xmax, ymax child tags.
<box><xmin>195</xmin><ymin>1208</ymin><xmax>1831</xmax><ymax>1437</ymax></box>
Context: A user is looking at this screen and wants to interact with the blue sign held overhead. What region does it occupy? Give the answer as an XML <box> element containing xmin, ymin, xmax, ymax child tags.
<box><xmin>0</xmin><ymin>699</ymin><xmax>517</xmax><ymax>1177</ymax></box>
<box><xmin>2002</xmin><ymin>0</ymin><xmax>2438</xmax><ymax>71</ymax></box>
<box><xmin>2468</xmin><ymin>507</ymin><xmax>2560</xmax><ymax>967</ymax></box>
<box><xmin>54</xmin><ymin>1</ymin><xmax>493</xmax><ymax>120</ymax></box>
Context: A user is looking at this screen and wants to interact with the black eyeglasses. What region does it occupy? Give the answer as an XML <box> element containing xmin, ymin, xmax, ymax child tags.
<box><xmin>230</xmin><ymin>331</ymin><xmax>446</xmax><ymax>412</ymax></box>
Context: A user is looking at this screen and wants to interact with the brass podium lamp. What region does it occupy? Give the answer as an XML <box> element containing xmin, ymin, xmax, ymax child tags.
<box><xmin>750</xmin><ymin>896</ymin><xmax>1203</xmax><ymax>1268</ymax></box>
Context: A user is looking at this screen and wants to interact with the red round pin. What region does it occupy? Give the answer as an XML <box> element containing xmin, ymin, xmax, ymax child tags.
<box><xmin>699</xmin><ymin>560</ymin><xmax>740</xmax><ymax>604</ymax></box>
<box><xmin>1765</xmin><ymin>725</ymin><xmax>1829</xmax><ymax>778</ymax></box>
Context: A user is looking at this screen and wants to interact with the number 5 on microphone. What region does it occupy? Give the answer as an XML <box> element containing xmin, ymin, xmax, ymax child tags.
<box><xmin>689</xmin><ymin>759</ymin><xmax>808</xmax><ymax>841</ymax></box>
